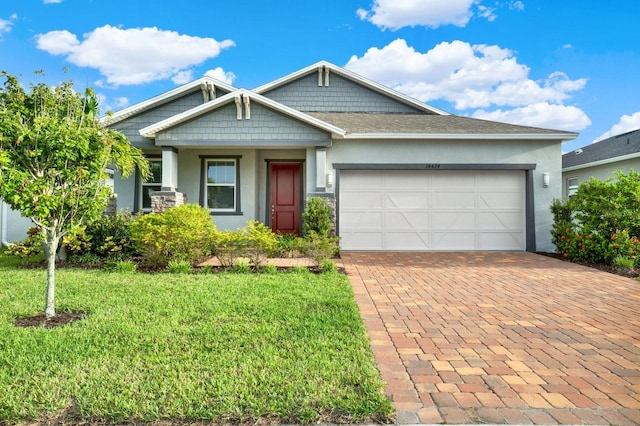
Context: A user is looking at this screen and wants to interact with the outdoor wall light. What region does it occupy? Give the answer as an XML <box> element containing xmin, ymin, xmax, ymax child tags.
<box><xmin>542</xmin><ymin>172</ymin><xmax>550</xmax><ymax>188</ymax></box>
<box><xmin>326</xmin><ymin>172</ymin><xmax>334</xmax><ymax>187</ymax></box>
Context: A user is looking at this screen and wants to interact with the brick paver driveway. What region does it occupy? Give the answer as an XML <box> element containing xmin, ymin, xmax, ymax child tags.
<box><xmin>341</xmin><ymin>252</ymin><xmax>640</xmax><ymax>425</ymax></box>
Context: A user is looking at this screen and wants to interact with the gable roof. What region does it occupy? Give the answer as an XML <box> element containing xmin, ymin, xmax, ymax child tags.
<box><xmin>563</xmin><ymin>128</ymin><xmax>640</xmax><ymax>170</ymax></box>
<box><xmin>102</xmin><ymin>76</ymin><xmax>237</xmax><ymax>126</ymax></box>
<box><xmin>253</xmin><ymin>60</ymin><xmax>449</xmax><ymax>116</ymax></box>
<box><xmin>138</xmin><ymin>88</ymin><xmax>347</xmax><ymax>139</ymax></box>
<box><xmin>308</xmin><ymin>112</ymin><xmax>578</xmax><ymax>141</ymax></box>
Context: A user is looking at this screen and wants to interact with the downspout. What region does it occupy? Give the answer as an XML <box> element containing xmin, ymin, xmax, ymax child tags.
<box><xmin>1</xmin><ymin>201</ymin><xmax>11</xmax><ymax>247</ymax></box>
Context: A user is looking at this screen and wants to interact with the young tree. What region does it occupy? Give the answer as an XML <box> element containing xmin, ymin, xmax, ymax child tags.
<box><xmin>0</xmin><ymin>71</ymin><xmax>149</xmax><ymax>318</ymax></box>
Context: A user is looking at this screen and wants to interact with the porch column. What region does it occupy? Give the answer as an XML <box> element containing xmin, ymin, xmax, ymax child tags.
<box><xmin>315</xmin><ymin>147</ymin><xmax>327</xmax><ymax>191</ymax></box>
<box><xmin>161</xmin><ymin>147</ymin><xmax>179</xmax><ymax>192</ymax></box>
<box><xmin>151</xmin><ymin>146</ymin><xmax>186</xmax><ymax>213</ymax></box>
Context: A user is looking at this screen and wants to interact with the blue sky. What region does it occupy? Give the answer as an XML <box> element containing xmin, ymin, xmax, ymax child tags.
<box><xmin>1</xmin><ymin>0</ymin><xmax>639</xmax><ymax>152</ymax></box>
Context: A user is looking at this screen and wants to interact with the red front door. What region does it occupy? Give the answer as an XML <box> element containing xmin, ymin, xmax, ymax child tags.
<box><xmin>270</xmin><ymin>163</ymin><xmax>301</xmax><ymax>235</ymax></box>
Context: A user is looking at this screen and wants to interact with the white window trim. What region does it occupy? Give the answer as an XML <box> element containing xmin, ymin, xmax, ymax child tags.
<box><xmin>141</xmin><ymin>158</ymin><xmax>162</xmax><ymax>212</ymax></box>
<box><xmin>567</xmin><ymin>177</ymin><xmax>579</xmax><ymax>198</ymax></box>
<box><xmin>204</xmin><ymin>158</ymin><xmax>238</xmax><ymax>213</ymax></box>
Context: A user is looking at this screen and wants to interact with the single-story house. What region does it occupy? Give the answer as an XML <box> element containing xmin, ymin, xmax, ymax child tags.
<box><xmin>562</xmin><ymin>128</ymin><xmax>640</xmax><ymax>198</ymax></box>
<box><xmin>3</xmin><ymin>61</ymin><xmax>578</xmax><ymax>252</ymax></box>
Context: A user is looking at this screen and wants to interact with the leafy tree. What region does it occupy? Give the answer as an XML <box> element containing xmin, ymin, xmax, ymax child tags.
<box><xmin>0</xmin><ymin>71</ymin><xmax>149</xmax><ymax>318</ymax></box>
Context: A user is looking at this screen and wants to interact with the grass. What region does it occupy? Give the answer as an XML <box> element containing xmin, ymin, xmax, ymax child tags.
<box><xmin>0</xmin><ymin>252</ymin><xmax>393</xmax><ymax>424</ymax></box>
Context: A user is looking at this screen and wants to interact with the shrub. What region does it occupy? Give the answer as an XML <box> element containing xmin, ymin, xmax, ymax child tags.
<box><xmin>301</xmin><ymin>231</ymin><xmax>340</xmax><ymax>268</ymax></box>
<box><xmin>550</xmin><ymin>170</ymin><xmax>640</xmax><ymax>266</ymax></box>
<box><xmin>261</xmin><ymin>263</ymin><xmax>278</xmax><ymax>274</ymax></box>
<box><xmin>105</xmin><ymin>260</ymin><xmax>137</xmax><ymax>273</ymax></box>
<box><xmin>243</xmin><ymin>220</ymin><xmax>278</xmax><ymax>270</ymax></box>
<box><xmin>276</xmin><ymin>232</ymin><xmax>305</xmax><ymax>258</ymax></box>
<box><xmin>211</xmin><ymin>229</ymin><xmax>248</xmax><ymax>268</ymax></box>
<box><xmin>302</xmin><ymin>197</ymin><xmax>333</xmax><ymax>237</ymax></box>
<box><xmin>5</xmin><ymin>227</ymin><xmax>43</xmax><ymax>260</ymax></box>
<box><xmin>167</xmin><ymin>259</ymin><xmax>193</xmax><ymax>274</ymax></box>
<box><xmin>129</xmin><ymin>204</ymin><xmax>216</xmax><ymax>267</ymax></box>
<box><xmin>230</xmin><ymin>260</ymin><xmax>251</xmax><ymax>274</ymax></box>
<box><xmin>64</xmin><ymin>212</ymin><xmax>136</xmax><ymax>260</ymax></box>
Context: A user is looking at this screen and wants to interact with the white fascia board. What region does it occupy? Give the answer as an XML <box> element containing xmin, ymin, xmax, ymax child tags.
<box><xmin>346</xmin><ymin>132</ymin><xmax>579</xmax><ymax>141</ymax></box>
<box><xmin>254</xmin><ymin>60</ymin><xmax>449</xmax><ymax>116</ymax></box>
<box><xmin>102</xmin><ymin>76</ymin><xmax>237</xmax><ymax>126</ymax></box>
<box><xmin>140</xmin><ymin>89</ymin><xmax>347</xmax><ymax>139</ymax></box>
<box><xmin>562</xmin><ymin>151</ymin><xmax>640</xmax><ymax>172</ymax></box>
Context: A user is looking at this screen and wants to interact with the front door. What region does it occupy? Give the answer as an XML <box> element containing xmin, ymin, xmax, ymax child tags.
<box><xmin>270</xmin><ymin>163</ymin><xmax>301</xmax><ymax>235</ymax></box>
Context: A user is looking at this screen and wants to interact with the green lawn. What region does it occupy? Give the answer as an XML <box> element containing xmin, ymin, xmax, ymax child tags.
<box><xmin>0</xmin><ymin>254</ymin><xmax>393</xmax><ymax>424</ymax></box>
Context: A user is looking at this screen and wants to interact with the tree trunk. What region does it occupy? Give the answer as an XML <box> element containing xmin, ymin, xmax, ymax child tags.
<box><xmin>44</xmin><ymin>231</ymin><xmax>59</xmax><ymax>319</ymax></box>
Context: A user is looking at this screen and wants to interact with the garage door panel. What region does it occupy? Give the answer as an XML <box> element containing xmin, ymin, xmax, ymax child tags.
<box><xmin>340</xmin><ymin>232</ymin><xmax>383</xmax><ymax>250</ymax></box>
<box><xmin>385</xmin><ymin>172</ymin><xmax>431</xmax><ymax>188</ymax></box>
<box><xmin>339</xmin><ymin>170</ymin><xmax>525</xmax><ymax>251</ymax></box>
<box><xmin>340</xmin><ymin>192</ymin><xmax>383</xmax><ymax>209</ymax></box>
<box><xmin>478</xmin><ymin>212</ymin><xmax>522</xmax><ymax>229</ymax></box>
<box><xmin>385</xmin><ymin>212</ymin><xmax>430</xmax><ymax>229</ymax></box>
<box><xmin>432</xmin><ymin>192</ymin><xmax>475</xmax><ymax>208</ymax></box>
<box><xmin>341</xmin><ymin>211</ymin><xmax>383</xmax><ymax>228</ymax></box>
<box><xmin>478</xmin><ymin>233</ymin><xmax>523</xmax><ymax>250</ymax></box>
<box><xmin>478</xmin><ymin>193</ymin><xmax>523</xmax><ymax>209</ymax></box>
<box><xmin>432</xmin><ymin>212</ymin><xmax>475</xmax><ymax>229</ymax></box>
<box><xmin>340</xmin><ymin>171</ymin><xmax>382</xmax><ymax>189</ymax></box>
<box><xmin>385</xmin><ymin>232</ymin><xmax>430</xmax><ymax>250</ymax></box>
<box><xmin>386</xmin><ymin>193</ymin><xmax>429</xmax><ymax>209</ymax></box>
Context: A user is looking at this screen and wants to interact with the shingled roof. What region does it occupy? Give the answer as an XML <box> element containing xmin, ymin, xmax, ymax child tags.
<box><xmin>562</xmin><ymin>128</ymin><xmax>640</xmax><ymax>169</ymax></box>
<box><xmin>307</xmin><ymin>112</ymin><xmax>578</xmax><ymax>140</ymax></box>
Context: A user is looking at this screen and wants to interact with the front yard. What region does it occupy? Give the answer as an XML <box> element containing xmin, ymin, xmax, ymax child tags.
<box><xmin>0</xmin><ymin>253</ymin><xmax>393</xmax><ymax>424</ymax></box>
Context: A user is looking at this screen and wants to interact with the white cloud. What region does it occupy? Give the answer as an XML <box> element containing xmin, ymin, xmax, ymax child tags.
<box><xmin>345</xmin><ymin>38</ymin><xmax>590</xmax><ymax>131</ymax></box>
<box><xmin>594</xmin><ymin>112</ymin><xmax>640</xmax><ymax>142</ymax></box>
<box><xmin>204</xmin><ymin>67</ymin><xmax>236</xmax><ymax>85</ymax></box>
<box><xmin>172</xmin><ymin>70</ymin><xmax>193</xmax><ymax>85</ymax></box>
<box><xmin>509</xmin><ymin>1</ymin><xmax>525</xmax><ymax>11</ymax></box>
<box><xmin>357</xmin><ymin>0</ymin><xmax>477</xmax><ymax>30</ymax></box>
<box><xmin>43</xmin><ymin>0</ymin><xmax>62</xmax><ymax>3</ymax></box>
<box><xmin>472</xmin><ymin>103</ymin><xmax>591</xmax><ymax>132</ymax></box>
<box><xmin>346</xmin><ymin>39</ymin><xmax>587</xmax><ymax>109</ymax></box>
<box><xmin>113</xmin><ymin>97</ymin><xmax>129</xmax><ymax>108</ymax></box>
<box><xmin>35</xmin><ymin>25</ymin><xmax>235</xmax><ymax>86</ymax></box>
<box><xmin>0</xmin><ymin>14</ymin><xmax>17</xmax><ymax>40</ymax></box>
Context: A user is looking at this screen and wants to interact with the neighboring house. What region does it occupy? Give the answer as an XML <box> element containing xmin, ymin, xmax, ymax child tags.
<box><xmin>562</xmin><ymin>129</ymin><xmax>640</xmax><ymax>198</ymax></box>
<box><xmin>100</xmin><ymin>61</ymin><xmax>577</xmax><ymax>252</ymax></box>
<box><xmin>0</xmin><ymin>202</ymin><xmax>34</xmax><ymax>246</ymax></box>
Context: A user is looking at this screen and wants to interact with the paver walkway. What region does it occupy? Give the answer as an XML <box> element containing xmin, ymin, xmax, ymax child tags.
<box><xmin>341</xmin><ymin>252</ymin><xmax>640</xmax><ymax>425</ymax></box>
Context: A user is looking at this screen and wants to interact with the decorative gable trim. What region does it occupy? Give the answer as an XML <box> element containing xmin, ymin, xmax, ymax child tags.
<box><xmin>102</xmin><ymin>76</ymin><xmax>237</xmax><ymax>127</ymax></box>
<box><xmin>138</xmin><ymin>89</ymin><xmax>347</xmax><ymax>139</ymax></box>
<box><xmin>254</xmin><ymin>60</ymin><xmax>449</xmax><ymax>116</ymax></box>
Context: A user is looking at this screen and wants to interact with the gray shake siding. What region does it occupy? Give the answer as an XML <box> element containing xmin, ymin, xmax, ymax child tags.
<box><xmin>262</xmin><ymin>73</ymin><xmax>425</xmax><ymax>114</ymax></box>
<box><xmin>112</xmin><ymin>90</ymin><xmax>231</xmax><ymax>147</ymax></box>
<box><xmin>156</xmin><ymin>103</ymin><xmax>330</xmax><ymax>144</ymax></box>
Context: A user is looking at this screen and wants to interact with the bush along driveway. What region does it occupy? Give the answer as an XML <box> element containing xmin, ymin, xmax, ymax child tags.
<box><xmin>342</xmin><ymin>251</ymin><xmax>640</xmax><ymax>425</ymax></box>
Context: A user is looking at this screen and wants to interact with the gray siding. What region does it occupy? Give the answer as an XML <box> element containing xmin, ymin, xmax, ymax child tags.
<box><xmin>263</xmin><ymin>73</ymin><xmax>426</xmax><ymax>113</ymax></box>
<box><xmin>157</xmin><ymin>103</ymin><xmax>330</xmax><ymax>143</ymax></box>
<box><xmin>111</xmin><ymin>90</ymin><xmax>230</xmax><ymax>147</ymax></box>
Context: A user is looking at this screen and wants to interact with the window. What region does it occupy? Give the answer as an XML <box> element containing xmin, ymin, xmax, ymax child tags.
<box><xmin>567</xmin><ymin>177</ymin><xmax>579</xmax><ymax>198</ymax></box>
<box><xmin>141</xmin><ymin>159</ymin><xmax>162</xmax><ymax>211</ymax></box>
<box><xmin>205</xmin><ymin>159</ymin><xmax>238</xmax><ymax>212</ymax></box>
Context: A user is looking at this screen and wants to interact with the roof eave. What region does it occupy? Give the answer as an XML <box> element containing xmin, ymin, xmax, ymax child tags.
<box><xmin>102</xmin><ymin>76</ymin><xmax>238</xmax><ymax>127</ymax></box>
<box><xmin>345</xmin><ymin>132</ymin><xmax>579</xmax><ymax>140</ymax></box>
<box><xmin>139</xmin><ymin>89</ymin><xmax>347</xmax><ymax>139</ymax></box>
<box><xmin>254</xmin><ymin>60</ymin><xmax>450</xmax><ymax>116</ymax></box>
<box><xmin>563</xmin><ymin>151</ymin><xmax>640</xmax><ymax>172</ymax></box>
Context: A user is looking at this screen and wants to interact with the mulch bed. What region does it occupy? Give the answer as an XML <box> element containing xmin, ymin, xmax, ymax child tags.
<box><xmin>536</xmin><ymin>251</ymin><xmax>639</xmax><ymax>279</ymax></box>
<box><xmin>14</xmin><ymin>311</ymin><xmax>87</xmax><ymax>329</ymax></box>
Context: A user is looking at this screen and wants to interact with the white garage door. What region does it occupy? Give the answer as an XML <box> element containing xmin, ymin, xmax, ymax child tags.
<box><xmin>339</xmin><ymin>170</ymin><xmax>525</xmax><ymax>251</ymax></box>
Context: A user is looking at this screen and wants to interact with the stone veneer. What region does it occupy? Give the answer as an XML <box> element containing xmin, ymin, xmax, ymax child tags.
<box><xmin>151</xmin><ymin>191</ymin><xmax>187</xmax><ymax>213</ymax></box>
